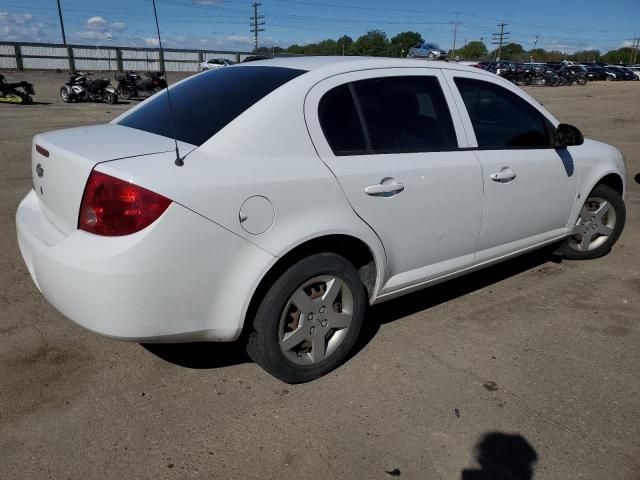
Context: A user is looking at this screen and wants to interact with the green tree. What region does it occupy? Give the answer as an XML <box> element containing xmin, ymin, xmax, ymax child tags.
<box><xmin>315</xmin><ymin>39</ymin><xmax>338</xmax><ymax>55</ymax></box>
<box><xmin>569</xmin><ymin>49</ymin><xmax>601</xmax><ymax>63</ymax></box>
<box><xmin>545</xmin><ymin>50</ymin><xmax>567</xmax><ymax>62</ymax></box>
<box><xmin>602</xmin><ymin>47</ymin><xmax>635</xmax><ymax>64</ymax></box>
<box><xmin>455</xmin><ymin>41</ymin><xmax>488</xmax><ymax>60</ymax></box>
<box><xmin>336</xmin><ymin>35</ymin><xmax>354</xmax><ymax>55</ymax></box>
<box><xmin>492</xmin><ymin>42</ymin><xmax>526</xmax><ymax>61</ymax></box>
<box><xmin>387</xmin><ymin>31</ymin><xmax>423</xmax><ymax>57</ymax></box>
<box><xmin>527</xmin><ymin>48</ymin><xmax>547</xmax><ymax>62</ymax></box>
<box><xmin>352</xmin><ymin>29</ymin><xmax>389</xmax><ymax>56</ymax></box>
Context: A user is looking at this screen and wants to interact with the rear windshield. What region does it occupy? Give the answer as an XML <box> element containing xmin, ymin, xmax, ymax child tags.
<box><xmin>117</xmin><ymin>66</ymin><xmax>305</xmax><ymax>146</ymax></box>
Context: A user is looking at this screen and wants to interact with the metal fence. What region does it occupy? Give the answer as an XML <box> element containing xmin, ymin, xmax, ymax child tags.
<box><xmin>0</xmin><ymin>41</ymin><xmax>256</xmax><ymax>72</ymax></box>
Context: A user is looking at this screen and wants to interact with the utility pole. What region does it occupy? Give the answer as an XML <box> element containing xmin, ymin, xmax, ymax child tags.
<box><xmin>491</xmin><ymin>23</ymin><xmax>509</xmax><ymax>61</ymax></box>
<box><xmin>451</xmin><ymin>12</ymin><xmax>459</xmax><ymax>60</ymax></box>
<box><xmin>56</xmin><ymin>0</ymin><xmax>67</xmax><ymax>45</ymax></box>
<box><xmin>56</xmin><ymin>0</ymin><xmax>75</xmax><ymax>72</ymax></box>
<box><xmin>250</xmin><ymin>2</ymin><xmax>265</xmax><ymax>51</ymax></box>
<box><xmin>531</xmin><ymin>34</ymin><xmax>539</xmax><ymax>62</ymax></box>
<box><xmin>631</xmin><ymin>36</ymin><xmax>639</xmax><ymax>65</ymax></box>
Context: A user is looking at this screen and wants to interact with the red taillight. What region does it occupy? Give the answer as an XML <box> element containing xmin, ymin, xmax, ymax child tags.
<box><xmin>78</xmin><ymin>170</ymin><xmax>171</xmax><ymax>236</ymax></box>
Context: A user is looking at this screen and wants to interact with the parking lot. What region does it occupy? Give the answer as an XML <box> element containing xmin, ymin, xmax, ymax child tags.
<box><xmin>1</xmin><ymin>71</ymin><xmax>639</xmax><ymax>479</ymax></box>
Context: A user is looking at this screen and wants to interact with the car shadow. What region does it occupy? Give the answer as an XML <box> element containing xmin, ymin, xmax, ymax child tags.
<box><xmin>354</xmin><ymin>245</ymin><xmax>558</xmax><ymax>354</ymax></box>
<box><xmin>142</xmin><ymin>341</ymin><xmax>251</xmax><ymax>369</ymax></box>
<box><xmin>144</xmin><ymin>246</ymin><xmax>558</xmax><ymax>370</ymax></box>
<box><xmin>461</xmin><ymin>432</ymin><xmax>538</xmax><ymax>480</ymax></box>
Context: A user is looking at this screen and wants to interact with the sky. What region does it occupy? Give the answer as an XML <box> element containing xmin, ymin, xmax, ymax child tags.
<box><xmin>0</xmin><ymin>0</ymin><xmax>638</xmax><ymax>53</ymax></box>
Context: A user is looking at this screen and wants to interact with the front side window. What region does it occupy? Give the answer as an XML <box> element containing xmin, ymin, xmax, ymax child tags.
<box><xmin>118</xmin><ymin>66</ymin><xmax>305</xmax><ymax>146</ymax></box>
<box><xmin>454</xmin><ymin>77</ymin><xmax>553</xmax><ymax>149</ymax></box>
<box><xmin>353</xmin><ymin>76</ymin><xmax>458</xmax><ymax>153</ymax></box>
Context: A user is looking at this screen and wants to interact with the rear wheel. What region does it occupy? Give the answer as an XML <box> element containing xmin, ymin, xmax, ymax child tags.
<box><xmin>247</xmin><ymin>253</ymin><xmax>366</xmax><ymax>383</ymax></box>
<box><xmin>557</xmin><ymin>184</ymin><xmax>625</xmax><ymax>260</ymax></box>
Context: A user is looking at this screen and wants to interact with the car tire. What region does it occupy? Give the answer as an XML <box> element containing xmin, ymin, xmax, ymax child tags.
<box><xmin>557</xmin><ymin>184</ymin><xmax>625</xmax><ymax>260</ymax></box>
<box><xmin>202</xmin><ymin>67</ymin><xmax>209</xmax><ymax>71</ymax></box>
<box><xmin>246</xmin><ymin>253</ymin><xmax>367</xmax><ymax>383</ymax></box>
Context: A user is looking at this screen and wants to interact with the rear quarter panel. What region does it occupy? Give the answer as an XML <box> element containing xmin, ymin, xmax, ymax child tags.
<box><xmin>98</xmin><ymin>76</ymin><xmax>388</xmax><ymax>299</ymax></box>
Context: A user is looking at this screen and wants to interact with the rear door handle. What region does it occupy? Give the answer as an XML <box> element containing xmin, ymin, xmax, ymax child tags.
<box><xmin>365</xmin><ymin>180</ymin><xmax>405</xmax><ymax>196</ymax></box>
<box><xmin>490</xmin><ymin>168</ymin><xmax>517</xmax><ymax>182</ymax></box>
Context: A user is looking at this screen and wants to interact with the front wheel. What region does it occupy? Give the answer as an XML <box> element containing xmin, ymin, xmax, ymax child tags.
<box><xmin>576</xmin><ymin>76</ymin><xmax>588</xmax><ymax>86</ymax></box>
<box><xmin>104</xmin><ymin>92</ymin><xmax>117</xmax><ymax>104</ymax></box>
<box><xmin>60</xmin><ymin>87</ymin><xmax>72</xmax><ymax>103</ymax></box>
<box><xmin>557</xmin><ymin>184</ymin><xmax>625</xmax><ymax>260</ymax></box>
<box><xmin>247</xmin><ymin>253</ymin><xmax>366</xmax><ymax>383</ymax></box>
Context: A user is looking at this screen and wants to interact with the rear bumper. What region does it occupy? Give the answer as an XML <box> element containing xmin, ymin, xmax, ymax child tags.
<box><xmin>16</xmin><ymin>190</ymin><xmax>274</xmax><ymax>342</ymax></box>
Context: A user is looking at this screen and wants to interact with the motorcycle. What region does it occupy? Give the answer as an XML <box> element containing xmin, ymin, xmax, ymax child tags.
<box><xmin>0</xmin><ymin>74</ymin><xmax>34</xmax><ymax>104</ymax></box>
<box><xmin>60</xmin><ymin>72</ymin><xmax>117</xmax><ymax>104</ymax></box>
<box><xmin>115</xmin><ymin>71</ymin><xmax>166</xmax><ymax>100</ymax></box>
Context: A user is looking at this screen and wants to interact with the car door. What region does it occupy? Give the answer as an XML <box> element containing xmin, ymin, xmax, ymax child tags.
<box><xmin>444</xmin><ymin>70</ymin><xmax>579</xmax><ymax>262</ymax></box>
<box><xmin>305</xmin><ymin>68</ymin><xmax>483</xmax><ymax>293</ymax></box>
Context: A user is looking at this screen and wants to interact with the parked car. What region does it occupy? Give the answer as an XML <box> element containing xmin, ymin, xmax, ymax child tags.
<box><xmin>605</xmin><ymin>66</ymin><xmax>635</xmax><ymax>81</ymax></box>
<box><xmin>616</xmin><ymin>66</ymin><xmax>639</xmax><ymax>80</ymax></box>
<box><xmin>582</xmin><ymin>65</ymin><xmax>612</xmax><ymax>81</ymax></box>
<box><xmin>627</xmin><ymin>66</ymin><xmax>640</xmax><ymax>80</ymax></box>
<box><xmin>242</xmin><ymin>55</ymin><xmax>271</xmax><ymax>63</ymax></box>
<box><xmin>407</xmin><ymin>43</ymin><xmax>446</xmax><ymax>60</ymax></box>
<box><xmin>200</xmin><ymin>58</ymin><xmax>234</xmax><ymax>71</ymax></box>
<box><xmin>17</xmin><ymin>58</ymin><xmax>626</xmax><ymax>383</ymax></box>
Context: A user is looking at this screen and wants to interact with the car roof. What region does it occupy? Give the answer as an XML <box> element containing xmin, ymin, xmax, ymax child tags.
<box><xmin>229</xmin><ymin>55</ymin><xmax>481</xmax><ymax>76</ymax></box>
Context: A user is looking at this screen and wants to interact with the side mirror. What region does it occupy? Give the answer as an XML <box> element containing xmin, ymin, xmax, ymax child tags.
<box><xmin>555</xmin><ymin>124</ymin><xmax>584</xmax><ymax>148</ymax></box>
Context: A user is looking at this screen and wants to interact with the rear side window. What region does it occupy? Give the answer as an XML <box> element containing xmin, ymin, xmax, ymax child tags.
<box><xmin>353</xmin><ymin>76</ymin><xmax>458</xmax><ymax>153</ymax></box>
<box><xmin>454</xmin><ymin>77</ymin><xmax>553</xmax><ymax>149</ymax></box>
<box><xmin>118</xmin><ymin>66</ymin><xmax>305</xmax><ymax>146</ymax></box>
<box><xmin>318</xmin><ymin>84</ymin><xmax>367</xmax><ymax>155</ymax></box>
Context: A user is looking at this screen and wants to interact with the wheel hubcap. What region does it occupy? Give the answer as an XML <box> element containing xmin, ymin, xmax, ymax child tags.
<box><xmin>278</xmin><ymin>275</ymin><xmax>353</xmax><ymax>365</ymax></box>
<box><xmin>569</xmin><ymin>196</ymin><xmax>616</xmax><ymax>252</ymax></box>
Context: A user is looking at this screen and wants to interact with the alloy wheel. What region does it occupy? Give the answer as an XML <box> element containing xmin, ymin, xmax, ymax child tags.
<box><xmin>569</xmin><ymin>196</ymin><xmax>616</xmax><ymax>252</ymax></box>
<box><xmin>278</xmin><ymin>275</ymin><xmax>353</xmax><ymax>365</ymax></box>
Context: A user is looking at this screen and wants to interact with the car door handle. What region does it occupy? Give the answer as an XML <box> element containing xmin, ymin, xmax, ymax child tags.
<box><xmin>364</xmin><ymin>181</ymin><xmax>405</xmax><ymax>196</ymax></box>
<box><xmin>490</xmin><ymin>168</ymin><xmax>517</xmax><ymax>182</ymax></box>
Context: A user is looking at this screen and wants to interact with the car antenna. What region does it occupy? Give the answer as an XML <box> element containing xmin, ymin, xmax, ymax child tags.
<box><xmin>151</xmin><ymin>0</ymin><xmax>183</xmax><ymax>167</ymax></box>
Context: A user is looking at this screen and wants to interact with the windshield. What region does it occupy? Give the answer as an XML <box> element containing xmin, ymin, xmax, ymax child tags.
<box><xmin>117</xmin><ymin>66</ymin><xmax>306</xmax><ymax>146</ymax></box>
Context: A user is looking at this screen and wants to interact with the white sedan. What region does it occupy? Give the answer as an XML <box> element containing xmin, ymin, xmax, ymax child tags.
<box><xmin>199</xmin><ymin>57</ymin><xmax>233</xmax><ymax>71</ymax></box>
<box><xmin>17</xmin><ymin>57</ymin><xmax>626</xmax><ymax>383</ymax></box>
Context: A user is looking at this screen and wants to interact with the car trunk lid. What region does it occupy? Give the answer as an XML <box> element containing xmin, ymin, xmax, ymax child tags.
<box><xmin>31</xmin><ymin>124</ymin><xmax>193</xmax><ymax>235</ymax></box>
